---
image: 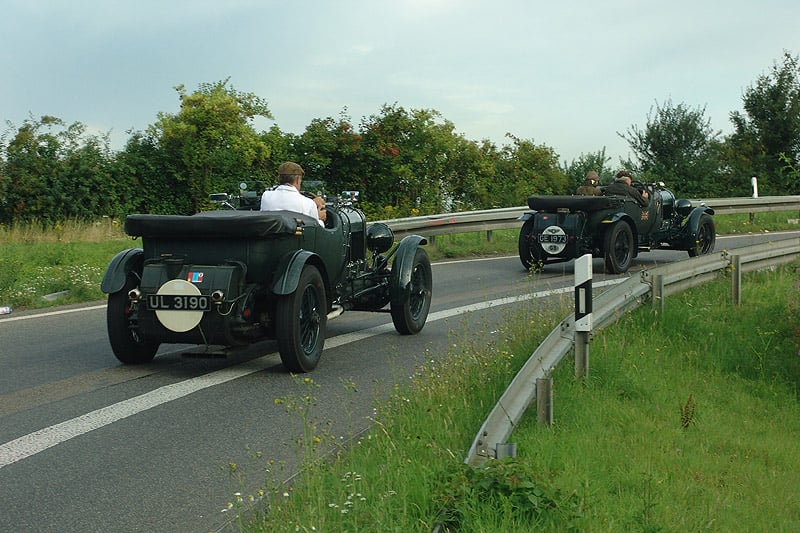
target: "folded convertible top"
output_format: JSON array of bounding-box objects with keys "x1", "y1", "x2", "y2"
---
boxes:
[{"x1": 125, "y1": 210, "x2": 317, "y2": 238}]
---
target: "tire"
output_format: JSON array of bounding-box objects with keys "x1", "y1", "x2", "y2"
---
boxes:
[
  {"x1": 390, "y1": 248, "x2": 432, "y2": 335},
  {"x1": 688, "y1": 214, "x2": 716, "y2": 257},
  {"x1": 604, "y1": 221, "x2": 634, "y2": 274},
  {"x1": 275, "y1": 265, "x2": 326, "y2": 373},
  {"x1": 107, "y1": 274, "x2": 159, "y2": 364},
  {"x1": 518, "y1": 218, "x2": 539, "y2": 269}
]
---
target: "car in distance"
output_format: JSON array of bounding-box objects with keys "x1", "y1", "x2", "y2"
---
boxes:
[{"x1": 518, "y1": 182, "x2": 716, "y2": 273}]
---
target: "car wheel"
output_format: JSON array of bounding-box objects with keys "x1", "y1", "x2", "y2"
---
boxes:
[
  {"x1": 107, "y1": 273, "x2": 159, "y2": 364},
  {"x1": 518, "y1": 218, "x2": 540, "y2": 269},
  {"x1": 604, "y1": 221, "x2": 634, "y2": 274},
  {"x1": 688, "y1": 214, "x2": 716, "y2": 257},
  {"x1": 390, "y1": 248, "x2": 432, "y2": 335},
  {"x1": 276, "y1": 265, "x2": 326, "y2": 373}
]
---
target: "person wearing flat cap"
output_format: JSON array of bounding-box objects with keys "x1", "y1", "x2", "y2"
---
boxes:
[
  {"x1": 575, "y1": 170, "x2": 602, "y2": 196},
  {"x1": 603, "y1": 170, "x2": 649, "y2": 208},
  {"x1": 260, "y1": 161, "x2": 326, "y2": 226}
]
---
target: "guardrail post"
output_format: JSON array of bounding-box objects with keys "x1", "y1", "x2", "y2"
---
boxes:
[
  {"x1": 486, "y1": 230, "x2": 493, "y2": 243},
  {"x1": 732, "y1": 254, "x2": 742, "y2": 305},
  {"x1": 536, "y1": 377, "x2": 553, "y2": 426},
  {"x1": 652, "y1": 274, "x2": 664, "y2": 314},
  {"x1": 574, "y1": 254, "x2": 592, "y2": 379}
]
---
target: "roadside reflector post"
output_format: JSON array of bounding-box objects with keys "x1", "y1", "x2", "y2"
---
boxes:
[
  {"x1": 732, "y1": 254, "x2": 742, "y2": 305},
  {"x1": 495, "y1": 442, "x2": 517, "y2": 458},
  {"x1": 536, "y1": 377, "x2": 553, "y2": 426},
  {"x1": 652, "y1": 274, "x2": 665, "y2": 314},
  {"x1": 574, "y1": 254, "x2": 592, "y2": 380}
]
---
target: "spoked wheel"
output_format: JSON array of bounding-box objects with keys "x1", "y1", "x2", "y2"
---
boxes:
[
  {"x1": 603, "y1": 221, "x2": 634, "y2": 274},
  {"x1": 688, "y1": 214, "x2": 716, "y2": 257},
  {"x1": 390, "y1": 248, "x2": 432, "y2": 335},
  {"x1": 518, "y1": 218, "x2": 540, "y2": 270},
  {"x1": 107, "y1": 273, "x2": 159, "y2": 364},
  {"x1": 276, "y1": 265, "x2": 327, "y2": 373}
]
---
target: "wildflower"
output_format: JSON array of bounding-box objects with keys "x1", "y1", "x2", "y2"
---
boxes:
[{"x1": 283, "y1": 492, "x2": 290, "y2": 498}]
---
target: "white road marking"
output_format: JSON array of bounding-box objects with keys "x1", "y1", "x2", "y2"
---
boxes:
[{"x1": 0, "y1": 279, "x2": 623, "y2": 468}]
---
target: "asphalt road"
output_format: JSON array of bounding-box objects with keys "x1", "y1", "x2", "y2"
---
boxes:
[{"x1": 0, "y1": 232, "x2": 792, "y2": 532}]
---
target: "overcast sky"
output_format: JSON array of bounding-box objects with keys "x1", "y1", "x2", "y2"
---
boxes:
[{"x1": 1, "y1": 0, "x2": 797, "y2": 166}]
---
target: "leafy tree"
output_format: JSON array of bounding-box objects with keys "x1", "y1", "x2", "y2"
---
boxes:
[
  {"x1": 149, "y1": 79, "x2": 274, "y2": 213},
  {"x1": 727, "y1": 51, "x2": 800, "y2": 193},
  {"x1": 113, "y1": 130, "x2": 191, "y2": 215},
  {"x1": 619, "y1": 99, "x2": 722, "y2": 196},
  {"x1": 561, "y1": 149, "x2": 613, "y2": 190},
  {"x1": 0, "y1": 116, "x2": 120, "y2": 224},
  {"x1": 493, "y1": 135, "x2": 568, "y2": 207},
  {"x1": 291, "y1": 109, "x2": 365, "y2": 196},
  {"x1": 441, "y1": 137, "x2": 498, "y2": 211},
  {"x1": 356, "y1": 104, "x2": 459, "y2": 215}
]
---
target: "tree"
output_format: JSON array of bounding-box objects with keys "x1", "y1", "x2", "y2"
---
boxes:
[
  {"x1": 561, "y1": 149, "x2": 613, "y2": 190},
  {"x1": 619, "y1": 99, "x2": 722, "y2": 196},
  {"x1": 727, "y1": 51, "x2": 800, "y2": 194},
  {"x1": 150, "y1": 80, "x2": 274, "y2": 213},
  {"x1": 493, "y1": 135, "x2": 568, "y2": 207},
  {"x1": 0, "y1": 116, "x2": 120, "y2": 224}
]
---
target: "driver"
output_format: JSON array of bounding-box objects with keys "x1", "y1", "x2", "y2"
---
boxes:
[
  {"x1": 603, "y1": 170, "x2": 649, "y2": 208},
  {"x1": 260, "y1": 161, "x2": 326, "y2": 226}
]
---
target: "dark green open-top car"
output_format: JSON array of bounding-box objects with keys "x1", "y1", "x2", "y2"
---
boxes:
[
  {"x1": 518, "y1": 182, "x2": 716, "y2": 274},
  {"x1": 101, "y1": 195, "x2": 432, "y2": 372}
]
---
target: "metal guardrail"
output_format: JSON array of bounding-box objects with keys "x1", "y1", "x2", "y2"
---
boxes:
[
  {"x1": 464, "y1": 237, "x2": 800, "y2": 466},
  {"x1": 383, "y1": 196, "x2": 800, "y2": 237}
]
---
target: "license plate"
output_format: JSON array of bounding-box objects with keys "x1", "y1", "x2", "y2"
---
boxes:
[
  {"x1": 539, "y1": 233, "x2": 567, "y2": 244},
  {"x1": 146, "y1": 294, "x2": 211, "y2": 311}
]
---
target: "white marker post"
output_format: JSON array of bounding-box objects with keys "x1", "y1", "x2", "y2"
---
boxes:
[
  {"x1": 750, "y1": 176, "x2": 758, "y2": 224},
  {"x1": 574, "y1": 254, "x2": 592, "y2": 379}
]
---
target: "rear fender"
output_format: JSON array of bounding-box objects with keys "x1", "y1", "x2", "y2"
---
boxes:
[
  {"x1": 517, "y1": 211, "x2": 536, "y2": 222},
  {"x1": 389, "y1": 235, "x2": 427, "y2": 302},
  {"x1": 601, "y1": 213, "x2": 639, "y2": 255},
  {"x1": 272, "y1": 250, "x2": 323, "y2": 295},
  {"x1": 101, "y1": 248, "x2": 143, "y2": 294}
]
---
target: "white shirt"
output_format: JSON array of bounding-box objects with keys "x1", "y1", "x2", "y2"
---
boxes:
[{"x1": 260, "y1": 184, "x2": 323, "y2": 226}]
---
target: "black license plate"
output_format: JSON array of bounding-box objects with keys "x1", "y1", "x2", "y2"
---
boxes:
[{"x1": 146, "y1": 294, "x2": 211, "y2": 311}]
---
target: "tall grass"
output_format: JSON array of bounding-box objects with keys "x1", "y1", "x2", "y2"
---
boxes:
[
  {"x1": 0, "y1": 219, "x2": 131, "y2": 309},
  {"x1": 238, "y1": 264, "x2": 800, "y2": 532}
]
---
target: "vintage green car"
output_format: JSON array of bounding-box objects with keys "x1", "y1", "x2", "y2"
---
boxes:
[
  {"x1": 101, "y1": 195, "x2": 432, "y2": 372},
  {"x1": 518, "y1": 182, "x2": 716, "y2": 273}
]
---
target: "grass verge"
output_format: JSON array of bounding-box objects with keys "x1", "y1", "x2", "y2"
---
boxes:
[
  {"x1": 1, "y1": 210, "x2": 798, "y2": 310},
  {"x1": 226, "y1": 264, "x2": 800, "y2": 532}
]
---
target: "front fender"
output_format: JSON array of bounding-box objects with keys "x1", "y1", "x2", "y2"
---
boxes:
[
  {"x1": 101, "y1": 248, "x2": 143, "y2": 294},
  {"x1": 389, "y1": 234, "x2": 427, "y2": 302},
  {"x1": 684, "y1": 206, "x2": 715, "y2": 239},
  {"x1": 271, "y1": 250, "x2": 318, "y2": 295},
  {"x1": 687, "y1": 206, "x2": 715, "y2": 227}
]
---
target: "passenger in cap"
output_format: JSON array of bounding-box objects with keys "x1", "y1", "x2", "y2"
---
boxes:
[
  {"x1": 260, "y1": 162, "x2": 326, "y2": 226},
  {"x1": 576, "y1": 170, "x2": 602, "y2": 196},
  {"x1": 603, "y1": 170, "x2": 649, "y2": 207}
]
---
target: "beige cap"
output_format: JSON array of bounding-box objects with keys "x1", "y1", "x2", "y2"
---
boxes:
[{"x1": 278, "y1": 162, "x2": 304, "y2": 176}]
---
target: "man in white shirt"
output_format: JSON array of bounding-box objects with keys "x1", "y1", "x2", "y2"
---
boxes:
[{"x1": 260, "y1": 162, "x2": 326, "y2": 226}]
